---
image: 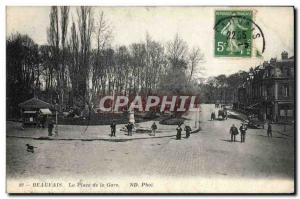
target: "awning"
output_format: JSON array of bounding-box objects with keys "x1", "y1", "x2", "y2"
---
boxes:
[
  {"x1": 40, "y1": 108, "x2": 52, "y2": 115},
  {"x1": 23, "y1": 111, "x2": 37, "y2": 114}
]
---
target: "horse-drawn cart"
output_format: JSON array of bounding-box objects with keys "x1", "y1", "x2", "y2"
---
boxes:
[
  {"x1": 217, "y1": 109, "x2": 228, "y2": 120},
  {"x1": 246, "y1": 119, "x2": 265, "y2": 129}
]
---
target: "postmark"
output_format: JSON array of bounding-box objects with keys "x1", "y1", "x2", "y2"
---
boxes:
[{"x1": 214, "y1": 10, "x2": 265, "y2": 57}]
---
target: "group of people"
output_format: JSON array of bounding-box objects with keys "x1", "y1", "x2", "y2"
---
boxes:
[
  {"x1": 229, "y1": 124, "x2": 247, "y2": 142},
  {"x1": 110, "y1": 121, "x2": 133, "y2": 136},
  {"x1": 109, "y1": 121, "x2": 192, "y2": 139},
  {"x1": 126, "y1": 122, "x2": 134, "y2": 136},
  {"x1": 210, "y1": 109, "x2": 228, "y2": 120},
  {"x1": 176, "y1": 123, "x2": 192, "y2": 140},
  {"x1": 229, "y1": 122, "x2": 273, "y2": 143},
  {"x1": 110, "y1": 121, "x2": 156, "y2": 137}
]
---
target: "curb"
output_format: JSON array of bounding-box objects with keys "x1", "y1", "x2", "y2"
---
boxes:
[{"x1": 7, "y1": 129, "x2": 201, "y2": 142}]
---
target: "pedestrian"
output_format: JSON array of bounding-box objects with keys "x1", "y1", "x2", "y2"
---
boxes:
[
  {"x1": 229, "y1": 124, "x2": 238, "y2": 142},
  {"x1": 239, "y1": 123, "x2": 247, "y2": 143},
  {"x1": 151, "y1": 122, "x2": 157, "y2": 136},
  {"x1": 41, "y1": 116, "x2": 46, "y2": 128},
  {"x1": 184, "y1": 125, "x2": 192, "y2": 138},
  {"x1": 110, "y1": 121, "x2": 116, "y2": 137},
  {"x1": 267, "y1": 122, "x2": 272, "y2": 138},
  {"x1": 211, "y1": 112, "x2": 215, "y2": 121},
  {"x1": 224, "y1": 110, "x2": 228, "y2": 120},
  {"x1": 21, "y1": 122, "x2": 25, "y2": 130},
  {"x1": 126, "y1": 122, "x2": 133, "y2": 136},
  {"x1": 176, "y1": 124, "x2": 182, "y2": 140},
  {"x1": 36, "y1": 112, "x2": 41, "y2": 128},
  {"x1": 48, "y1": 120, "x2": 54, "y2": 136}
]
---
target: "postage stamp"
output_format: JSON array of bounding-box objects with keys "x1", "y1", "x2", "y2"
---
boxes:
[{"x1": 214, "y1": 10, "x2": 253, "y2": 57}]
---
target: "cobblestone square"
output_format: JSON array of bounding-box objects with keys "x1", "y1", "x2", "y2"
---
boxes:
[{"x1": 7, "y1": 104, "x2": 294, "y2": 185}]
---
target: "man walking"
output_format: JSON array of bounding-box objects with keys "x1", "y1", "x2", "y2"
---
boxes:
[
  {"x1": 184, "y1": 125, "x2": 192, "y2": 138},
  {"x1": 267, "y1": 122, "x2": 272, "y2": 138},
  {"x1": 224, "y1": 109, "x2": 228, "y2": 120},
  {"x1": 151, "y1": 122, "x2": 157, "y2": 136},
  {"x1": 127, "y1": 122, "x2": 133, "y2": 136},
  {"x1": 48, "y1": 120, "x2": 54, "y2": 136},
  {"x1": 230, "y1": 124, "x2": 238, "y2": 142},
  {"x1": 110, "y1": 121, "x2": 116, "y2": 137},
  {"x1": 176, "y1": 124, "x2": 182, "y2": 140},
  {"x1": 239, "y1": 123, "x2": 247, "y2": 143}
]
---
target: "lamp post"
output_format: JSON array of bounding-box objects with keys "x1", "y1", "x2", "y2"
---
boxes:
[
  {"x1": 284, "y1": 109, "x2": 287, "y2": 132},
  {"x1": 194, "y1": 106, "x2": 197, "y2": 128},
  {"x1": 55, "y1": 103, "x2": 58, "y2": 136},
  {"x1": 198, "y1": 105, "x2": 201, "y2": 130}
]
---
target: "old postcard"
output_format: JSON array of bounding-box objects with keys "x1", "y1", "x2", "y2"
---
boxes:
[{"x1": 6, "y1": 6, "x2": 295, "y2": 193}]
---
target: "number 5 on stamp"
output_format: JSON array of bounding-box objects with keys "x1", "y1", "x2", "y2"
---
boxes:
[{"x1": 214, "y1": 10, "x2": 253, "y2": 57}]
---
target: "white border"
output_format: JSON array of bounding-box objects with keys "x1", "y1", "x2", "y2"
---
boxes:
[{"x1": 1, "y1": 0, "x2": 298, "y2": 199}]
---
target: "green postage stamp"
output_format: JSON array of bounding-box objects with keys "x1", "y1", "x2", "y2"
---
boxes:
[{"x1": 214, "y1": 10, "x2": 253, "y2": 57}]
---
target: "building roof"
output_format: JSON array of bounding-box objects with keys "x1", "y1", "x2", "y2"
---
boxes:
[
  {"x1": 23, "y1": 110, "x2": 37, "y2": 114},
  {"x1": 18, "y1": 97, "x2": 53, "y2": 109}
]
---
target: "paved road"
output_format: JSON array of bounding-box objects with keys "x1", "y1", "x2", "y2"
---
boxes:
[{"x1": 7, "y1": 104, "x2": 294, "y2": 182}]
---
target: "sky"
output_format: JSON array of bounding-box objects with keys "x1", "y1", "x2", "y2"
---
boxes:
[{"x1": 6, "y1": 6, "x2": 294, "y2": 78}]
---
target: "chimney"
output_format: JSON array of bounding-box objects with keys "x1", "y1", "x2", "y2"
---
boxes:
[
  {"x1": 263, "y1": 61, "x2": 269, "y2": 67},
  {"x1": 281, "y1": 51, "x2": 288, "y2": 60}
]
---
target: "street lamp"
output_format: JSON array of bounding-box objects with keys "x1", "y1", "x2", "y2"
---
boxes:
[
  {"x1": 55, "y1": 103, "x2": 58, "y2": 136},
  {"x1": 284, "y1": 109, "x2": 287, "y2": 132}
]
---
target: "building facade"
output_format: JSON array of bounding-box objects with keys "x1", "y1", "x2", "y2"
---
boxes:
[{"x1": 234, "y1": 51, "x2": 294, "y2": 123}]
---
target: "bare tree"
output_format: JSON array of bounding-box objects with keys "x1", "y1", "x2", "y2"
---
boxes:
[
  {"x1": 115, "y1": 46, "x2": 130, "y2": 95},
  {"x1": 47, "y1": 6, "x2": 70, "y2": 109},
  {"x1": 77, "y1": 6, "x2": 94, "y2": 105},
  {"x1": 47, "y1": 6, "x2": 60, "y2": 103},
  {"x1": 188, "y1": 47, "x2": 204, "y2": 83},
  {"x1": 91, "y1": 11, "x2": 113, "y2": 102},
  {"x1": 160, "y1": 34, "x2": 189, "y2": 94},
  {"x1": 145, "y1": 34, "x2": 166, "y2": 94},
  {"x1": 130, "y1": 42, "x2": 146, "y2": 94},
  {"x1": 95, "y1": 11, "x2": 112, "y2": 52},
  {"x1": 59, "y1": 6, "x2": 70, "y2": 107},
  {"x1": 39, "y1": 45, "x2": 55, "y2": 91},
  {"x1": 48, "y1": 6, "x2": 60, "y2": 53},
  {"x1": 6, "y1": 33, "x2": 40, "y2": 117},
  {"x1": 67, "y1": 21, "x2": 80, "y2": 106},
  {"x1": 167, "y1": 33, "x2": 188, "y2": 70}
]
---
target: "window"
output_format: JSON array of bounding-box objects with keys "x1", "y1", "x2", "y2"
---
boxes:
[
  {"x1": 266, "y1": 85, "x2": 272, "y2": 96},
  {"x1": 266, "y1": 69, "x2": 271, "y2": 77},
  {"x1": 286, "y1": 68, "x2": 290, "y2": 77},
  {"x1": 283, "y1": 85, "x2": 289, "y2": 97}
]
